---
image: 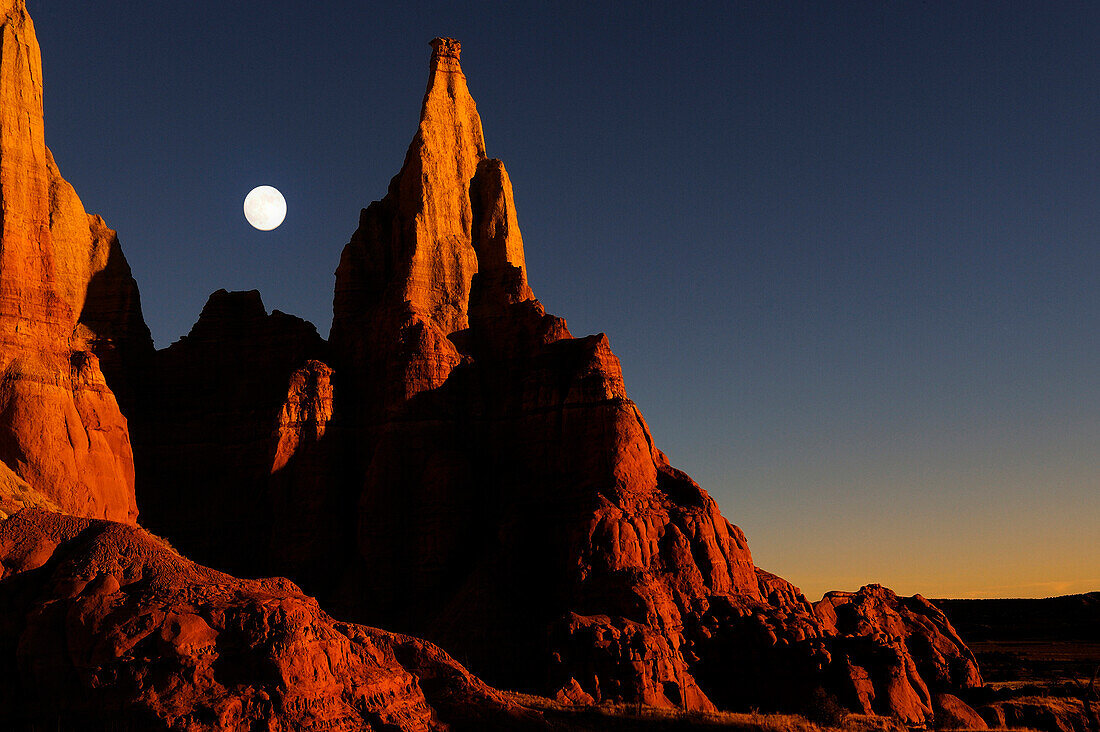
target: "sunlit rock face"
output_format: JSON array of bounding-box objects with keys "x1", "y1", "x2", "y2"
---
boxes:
[
  {"x1": 0, "y1": 509, "x2": 532, "y2": 731},
  {"x1": 330, "y1": 37, "x2": 531, "y2": 427},
  {"x1": 814, "y1": 585, "x2": 983, "y2": 724},
  {"x1": 0, "y1": 0, "x2": 149, "y2": 523}
]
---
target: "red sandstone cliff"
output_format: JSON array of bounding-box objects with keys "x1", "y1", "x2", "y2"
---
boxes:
[{"x1": 0, "y1": 0, "x2": 149, "y2": 523}]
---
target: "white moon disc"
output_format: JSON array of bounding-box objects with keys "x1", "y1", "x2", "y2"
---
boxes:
[{"x1": 243, "y1": 186, "x2": 287, "y2": 231}]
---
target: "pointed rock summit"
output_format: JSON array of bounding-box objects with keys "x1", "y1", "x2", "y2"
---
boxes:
[
  {"x1": 0, "y1": 1, "x2": 149, "y2": 522},
  {"x1": 331, "y1": 37, "x2": 529, "y2": 417},
  {"x1": 333, "y1": 36, "x2": 486, "y2": 336}
]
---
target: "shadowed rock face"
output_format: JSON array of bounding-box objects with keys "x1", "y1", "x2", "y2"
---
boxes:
[
  {"x1": 0, "y1": 1, "x2": 150, "y2": 523},
  {"x1": 132, "y1": 289, "x2": 335, "y2": 580}
]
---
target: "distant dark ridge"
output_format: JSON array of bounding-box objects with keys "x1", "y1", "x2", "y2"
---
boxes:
[{"x1": 934, "y1": 592, "x2": 1100, "y2": 643}]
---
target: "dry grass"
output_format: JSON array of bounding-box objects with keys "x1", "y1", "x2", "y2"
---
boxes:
[
  {"x1": 503, "y1": 692, "x2": 824, "y2": 732},
  {"x1": 499, "y1": 692, "x2": 1045, "y2": 732}
]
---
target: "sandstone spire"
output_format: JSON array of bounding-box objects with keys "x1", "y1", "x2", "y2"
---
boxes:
[
  {"x1": 0, "y1": 1, "x2": 148, "y2": 522},
  {"x1": 332, "y1": 37, "x2": 530, "y2": 413},
  {"x1": 334, "y1": 37, "x2": 484, "y2": 337},
  {"x1": 322, "y1": 38, "x2": 982, "y2": 720}
]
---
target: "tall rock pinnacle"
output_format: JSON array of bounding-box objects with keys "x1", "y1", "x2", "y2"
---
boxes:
[
  {"x1": 332, "y1": 37, "x2": 529, "y2": 415},
  {"x1": 0, "y1": 0, "x2": 149, "y2": 522},
  {"x1": 334, "y1": 37, "x2": 484, "y2": 338}
]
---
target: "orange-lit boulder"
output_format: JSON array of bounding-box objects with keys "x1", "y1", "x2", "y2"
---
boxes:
[
  {"x1": 814, "y1": 585, "x2": 983, "y2": 725},
  {"x1": 0, "y1": 509, "x2": 532, "y2": 731}
]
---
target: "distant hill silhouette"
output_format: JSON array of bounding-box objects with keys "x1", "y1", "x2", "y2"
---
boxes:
[{"x1": 935, "y1": 593, "x2": 1100, "y2": 643}]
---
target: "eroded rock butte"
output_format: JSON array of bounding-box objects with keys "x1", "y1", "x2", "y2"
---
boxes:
[{"x1": 0, "y1": 1, "x2": 148, "y2": 523}]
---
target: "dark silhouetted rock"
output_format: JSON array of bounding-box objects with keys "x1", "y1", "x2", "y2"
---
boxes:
[{"x1": 133, "y1": 289, "x2": 335, "y2": 578}]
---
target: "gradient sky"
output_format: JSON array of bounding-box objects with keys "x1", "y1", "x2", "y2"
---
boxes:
[{"x1": 32, "y1": 1, "x2": 1098, "y2": 600}]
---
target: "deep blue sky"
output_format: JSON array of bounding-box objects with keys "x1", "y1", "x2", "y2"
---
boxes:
[{"x1": 33, "y1": 2, "x2": 1098, "y2": 599}]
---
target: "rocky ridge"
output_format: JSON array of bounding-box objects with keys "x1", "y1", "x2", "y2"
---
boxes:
[{"x1": 0, "y1": 508, "x2": 535, "y2": 731}]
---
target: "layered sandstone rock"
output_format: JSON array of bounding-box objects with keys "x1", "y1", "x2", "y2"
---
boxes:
[
  {"x1": 979, "y1": 698, "x2": 1093, "y2": 732},
  {"x1": 934, "y1": 693, "x2": 989, "y2": 729},
  {"x1": 0, "y1": 508, "x2": 537, "y2": 731},
  {"x1": 0, "y1": 1, "x2": 149, "y2": 523},
  {"x1": 814, "y1": 585, "x2": 983, "y2": 724},
  {"x1": 330, "y1": 38, "x2": 530, "y2": 427}
]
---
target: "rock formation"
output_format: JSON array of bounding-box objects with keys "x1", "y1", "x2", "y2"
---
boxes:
[
  {"x1": 0, "y1": 508, "x2": 536, "y2": 731},
  {"x1": 132, "y1": 289, "x2": 335, "y2": 580},
  {"x1": 310, "y1": 37, "x2": 985, "y2": 725},
  {"x1": 329, "y1": 36, "x2": 521, "y2": 426},
  {"x1": 0, "y1": 6, "x2": 990, "y2": 727},
  {"x1": 0, "y1": 0, "x2": 149, "y2": 523},
  {"x1": 814, "y1": 586, "x2": 983, "y2": 722},
  {"x1": 127, "y1": 36, "x2": 985, "y2": 727}
]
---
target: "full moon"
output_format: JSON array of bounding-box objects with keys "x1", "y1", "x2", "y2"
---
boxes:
[{"x1": 243, "y1": 186, "x2": 287, "y2": 231}]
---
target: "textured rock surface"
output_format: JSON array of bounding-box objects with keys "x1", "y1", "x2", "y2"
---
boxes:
[
  {"x1": 330, "y1": 37, "x2": 530, "y2": 428},
  {"x1": 933, "y1": 693, "x2": 988, "y2": 729},
  {"x1": 320, "y1": 39, "x2": 983, "y2": 724},
  {"x1": 813, "y1": 586, "x2": 982, "y2": 724},
  {"x1": 0, "y1": 1, "x2": 149, "y2": 523},
  {"x1": 0, "y1": 508, "x2": 536, "y2": 731},
  {"x1": 978, "y1": 697, "x2": 1093, "y2": 732}
]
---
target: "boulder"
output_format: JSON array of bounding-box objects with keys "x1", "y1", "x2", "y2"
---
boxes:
[{"x1": 0, "y1": 508, "x2": 534, "y2": 731}]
